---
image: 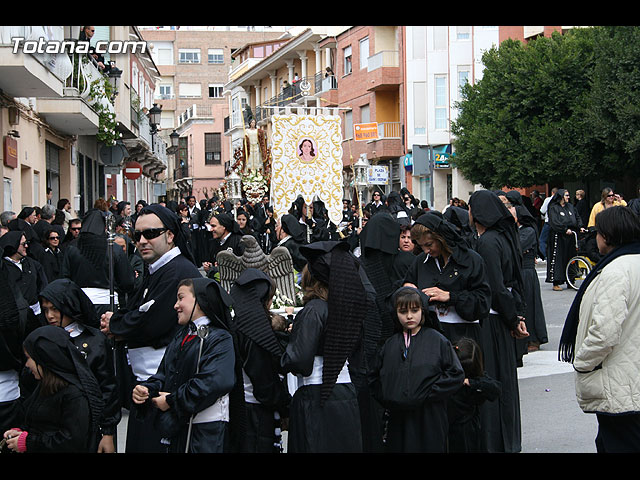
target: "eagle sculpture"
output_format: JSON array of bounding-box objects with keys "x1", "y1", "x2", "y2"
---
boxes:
[{"x1": 217, "y1": 234, "x2": 297, "y2": 304}]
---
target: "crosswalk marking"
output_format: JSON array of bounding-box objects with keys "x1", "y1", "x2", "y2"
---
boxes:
[{"x1": 518, "y1": 350, "x2": 574, "y2": 379}]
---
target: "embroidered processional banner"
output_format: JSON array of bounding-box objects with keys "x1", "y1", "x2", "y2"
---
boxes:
[{"x1": 270, "y1": 114, "x2": 344, "y2": 225}]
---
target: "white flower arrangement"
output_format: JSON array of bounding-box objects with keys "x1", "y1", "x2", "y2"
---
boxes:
[
  {"x1": 241, "y1": 169, "x2": 268, "y2": 201},
  {"x1": 270, "y1": 284, "x2": 304, "y2": 310}
]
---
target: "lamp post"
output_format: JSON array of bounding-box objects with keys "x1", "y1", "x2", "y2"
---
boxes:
[
  {"x1": 107, "y1": 66, "x2": 122, "y2": 100},
  {"x1": 353, "y1": 153, "x2": 370, "y2": 228},
  {"x1": 167, "y1": 130, "x2": 179, "y2": 155},
  {"x1": 149, "y1": 104, "x2": 162, "y2": 132},
  {"x1": 226, "y1": 169, "x2": 243, "y2": 220}
]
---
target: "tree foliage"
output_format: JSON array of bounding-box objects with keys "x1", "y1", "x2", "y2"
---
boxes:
[{"x1": 451, "y1": 26, "x2": 640, "y2": 189}]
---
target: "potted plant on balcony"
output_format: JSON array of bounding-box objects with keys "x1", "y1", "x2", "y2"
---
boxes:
[{"x1": 88, "y1": 77, "x2": 121, "y2": 146}]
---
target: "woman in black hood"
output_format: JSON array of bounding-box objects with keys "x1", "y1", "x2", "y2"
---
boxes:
[
  {"x1": 545, "y1": 188, "x2": 583, "y2": 291},
  {"x1": 403, "y1": 211, "x2": 491, "y2": 345},
  {"x1": 468, "y1": 189, "x2": 528, "y2": 453},
  {"x1": 3, "y1": 325, "x2": 104, "y2": 453},
  {"x1": 60, "y1": 209, "x2": 135, "y2": 315},
  {"x1": 37, "y1": 279, "x2": 121, "y2": 452},
  {"x1": 131, "y1": 277, "x2": 246, "y2": 453},
  {"x1": 230, "y1": 268, "x2": 291, "y2": 453},
  {"x1": 281, "y1": 241, "x2": 365, "y2": 453}
]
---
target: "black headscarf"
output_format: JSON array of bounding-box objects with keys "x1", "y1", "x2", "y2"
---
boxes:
[
  {"x1": 17, "y1": 207, "x2": 35, "y2": 221},
  {"x1": 414, "y1": 210, "x2": 468, "y2": 252},
  {"x1": 190, "y1": 276, "x2": 246, "y2": 452},
  {"x1": 469, "y1": 189, "x2": 524, "y2": 297},
  {"x1": 299, "y1": 241, "x2": 366, "y2": 404},
  {"x1": 23, "y1": 325, "x2": 104, "y2": 437},
  {"x1": 280, "y1": 214, "x2": 306, "y2": 244},
  {"x1": 390, "y1": 285, "x2": 442, "y2": 333},
  {"x1": 39, "y1": 279, "x2": 100, "y2": 329},
  {"x1": 230, "y1": 268, "x2": 282, "y2": 357},
  {"x1": 0, "y1": 230, "x2": 25, "y2": 257},
  {"x1": 214, "y1": 212, "x2": 241, "y2": 235},
  {"x1": 506, "y1": 190, "x2": 538, "y2": 233},
  {"x1": 360, "y1": 211, "x2": 400, "y2": 256},
  {"x1": 77, "y1": 209, "x2": 107, "y2": 271},
  {"x1": 139, "y1": 204, "x2": 196, "y2": 265}
]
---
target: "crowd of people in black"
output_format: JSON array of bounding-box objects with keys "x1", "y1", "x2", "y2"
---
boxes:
[{"x1": 1, "y1": 182, "x2": 639, "y2": 454}]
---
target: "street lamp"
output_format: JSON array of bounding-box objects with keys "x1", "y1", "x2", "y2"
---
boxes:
[
  {"x1": 107, "y1": 65, "x2": 122, "y2": 100},
  {"x1": 353, "y1": 153, "x2": 370, "y2": 228},
  {"x1": 167, "y1": 129, "x2": 179, "y2": 155},
  {"x1": 149, "y1": 103, "x2": 162, "y2": 135},
  {"x1": 226, "y1": 169, "x2": 243, "y2": 219}
]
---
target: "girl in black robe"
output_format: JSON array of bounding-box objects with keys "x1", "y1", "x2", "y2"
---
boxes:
[
  {"x1": 447, "y1": 337, "x2": 501, "y2": 453},
  {"x1": 131, "y1": 277, "x2": 240, "y2": 453},
  {"x1": 37, "y1": 279, "x2": 121, "y2": 453},
  {"x1": 546, "y1": 188, "x2": 583, "y2": 290},
  {"x1": 468, "y1": 190, "x2": 529, "y2": 453},
  {"x1": 368, "y1": 286, "x2": 464, "y2": 453},
  {"x1": 3, "y1": 325, "x2": 103, "y2": 453},
  {"x1": 230, "y1": 268, "x2": 291, "y2": 453},
  {"x1": 281, "y1": 241, "x2": 364, "y2": 453},
  {"x1": 403, "y1": 211, "x2": 491, "y2": 346}
]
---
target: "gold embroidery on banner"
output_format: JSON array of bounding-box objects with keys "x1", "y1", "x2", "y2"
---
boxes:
[{"x1": 271, "y1": 114, "x2": 344, "y2": 225}]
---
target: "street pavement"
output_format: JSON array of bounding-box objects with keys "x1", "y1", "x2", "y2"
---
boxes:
[
  {"x1": 117, "y1": 261, "x2": 598, "y2": 453},
  {"x1": 518, "y1": 261, "x2": 597, "y2": 453}
]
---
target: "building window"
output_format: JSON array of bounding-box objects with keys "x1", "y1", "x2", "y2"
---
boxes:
[
  {"x1": 179, "y1": 83, "x2": 201, "y2": 98},
  {"x1": 456, "y1": 26, "x2": 471, "y2": 40},
  {"x1": 179, "y1": 49, "x2": 201, "y2": 64},
  {"x1": 156, "y1": 47, "x2": 173, "y2": 65},
  {"x1": 178, "y1": 137, "x2": 189, "y2": 174},
  {"x1": 359, "y1": 37, "x2": 369, "y2": 70},
  {"x1": 412, "y1": 26, "x2": 426, "y2": 59},
  {"x1": 158, "y1": 84, "x2": 173, "y2": 99},
  {"x1": 360, "y1": 104, "x2": 370, "y2": 124},
  {"x1": 208, "y1": 48, "x2": 224, "y2": 64},
  {"x1": 344, "y1": 110, "x2": 353, "y2": 139},
  {"x1": 435, "y1": 75, "x2": 448, "y2": 130},
  {"x1": 457, "y1": 68, "x2": 470, "y2": 96},
  {"x1": 204, "y1": 133, "x2": 221, "y2": 165},
  {"x1": 343, "y1": 46, "x2": 352, "y2": 75},
  {"x1": 413, "y1": 81, "x2": 426, "y2": 135},
  {"x1": 433, "y1": 26, "x2": 448, "y2": 51},
  {"x1": 208, "y1": 84, "x2": 223, "y2": 98}
]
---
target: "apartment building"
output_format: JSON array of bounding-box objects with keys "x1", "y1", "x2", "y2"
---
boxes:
[
  {"x1": 0, "y1": 26, "x2": 167, "y2": 217},
  {"x1": 404, "y1": 26, "x2": 500, "y2": 210},
  {"x1": 140, "y1": 26, "x2": 286, "y2": 202},
  {"x1": 224, "y1": 26, "x2": 405, "y2": 206}
]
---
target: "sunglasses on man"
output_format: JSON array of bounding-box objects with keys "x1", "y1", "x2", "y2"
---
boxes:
[{"x1": 133, "y1": 228, "x2": 167, "y2": 243}]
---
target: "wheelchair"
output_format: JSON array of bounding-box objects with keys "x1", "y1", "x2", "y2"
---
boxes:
[{"x1": 565, "y1": 230, "x2": 597, "y2": 291}]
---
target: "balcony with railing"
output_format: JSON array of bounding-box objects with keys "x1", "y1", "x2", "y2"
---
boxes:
[
  {"x1": 0, "y1": 26, "x2": 66, "y2": 98},
  {"x1": 37, "y1": 51, "x2": 112, "y2": 135},
  {"x1": 178, "y1": 103, "x2": 213, "y2": 126},
  {"x1": 366, "y1": 50, "x2": 401, "y2": 92}
]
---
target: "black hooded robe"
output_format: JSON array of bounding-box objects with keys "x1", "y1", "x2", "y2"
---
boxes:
[
  {"x1": 546, "y1": 189, "x2": 582, "y2": 287},
  {"x1": 37, "y1": 279, "x2": 121, "y2": 449},
  {"x1": 469, "y1": 190, "x2": 525, "y2": 453},
  {"x1": 403, "y1": 212, "x2": 491, "y2": 345},
  {"x1": 14, "y1": 326, "x2": 104, "y2": 453},
  {"x1": 280, "y1": 298, "x2": 362, "y2": 453},
  {"x1": 230, "y1": 269, "x2": 291, "y2": 453},
  {"x1": 368, "y1": 286, "x2": 465, "y2": 453}
]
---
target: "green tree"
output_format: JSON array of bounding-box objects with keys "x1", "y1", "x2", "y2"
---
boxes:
[
  {"x1": 587, "y1": 26, "x2": 640, "y2": 176},
  {"x1": 451, "y1": 29, "x2": 600, "y2": 188}
]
